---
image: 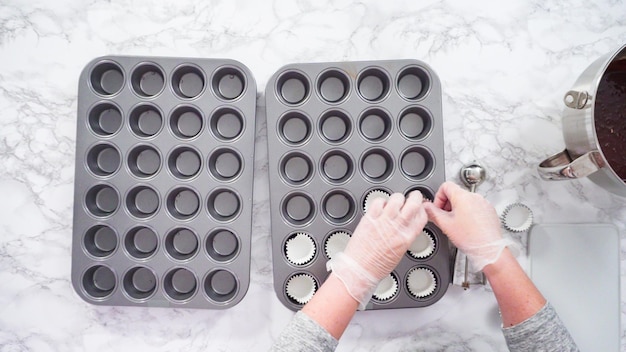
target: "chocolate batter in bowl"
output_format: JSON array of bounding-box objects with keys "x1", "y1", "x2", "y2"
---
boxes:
[
  {"x1": 539, "y1": 44, "x2": 626, "y2": 197},
  {"x1": 595, "y1": 58, "x2": 626, "y2": 181}
]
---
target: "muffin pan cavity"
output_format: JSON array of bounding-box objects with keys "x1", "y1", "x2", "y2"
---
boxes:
[
  {"x1": 408, "y1": 229, "x2": 437, "y2": 259},
  {"x1": 399, "y1": 106, "x2": 433, "y2": 141},
  {"x1": 129, "y1": 103, "x2": 163, "y2": 138},
  {"x1": 90, "y1": 60, "x2": 125, "y2": 96},
  {"x1": 320, "y1": 150, "x2": 354, "y2": 184},
  {"x1": 130, "y1": 62, "x2": 165, "y2": 98},
  {"x1": 316, "y1": 69, "x2": 350, "y2": 103},
  {"x1": 127, "y1": 144, "x2": 161, "y2": 179},
  {"x1": 83, "y1": 225, "x2": 118, "y2": 258},
  {"x1": 360, "y1": 147, "x2": 394, "y2": 182},
  {"x1": 280, "y1": 152, "x2": 314, "y2": 186},
  {"x1": 207, "y1": 188, "x2": 241, "y2": 222},
  {"x1": 396, "y1": 66, "x2": 430, "y2": 100},
  {"x1": 210, "y1": 107, "x2": 244, "y2": 141},
  {"x1": 82, "y1": 265, "x2": 116, "y2": 299},
  {"x1": 124, "y1": 226, "x2": 158, "y2": 260},
  {"x1": 358, "y1": 108, "x2": 392, "y2": 142},
  {"x1": 172, "y1": 64, "x2": 206, "y2": 99},
  {"x1": 165, "y1": 227, "x2": 200, "y2": 261},
  {"x1": 204, "y1": 269, "x2": 239, "y2": 303},
  {"x1": 400, "y1": 146, "x2": 434, "y2": 181},
  {"x1": 85, "y1": 184, "x2": 119, "y2": 218},
  {"x1": 88, "y1": 102, "x2": 123, "y2": 136},
  {"x1": 285, "y1": 273, "x2": 318, "y2": 305},
  {"x1": 357, "y1": 67, "x2": 391, "y2": 102},
  {"x1": 284, "y1": 232, "x2": 317, "y2": 266},
  {"x1": 166, "y1": 186, "x2": 200, "y2": 221},
  {"x1": 323, "y1": 230, "x2": 350, "y2": 260},
  {"x1": 163, "y1": 267, "x2": 197, "y2": 302},
  {"x1": 212, "y1": 66, "x2": 246, "y2": 101},
  {"x1": 266, "y1": 60, "x2": 449, "y2": 311},
  {"x1": 167, "y1": 146, "x2": 202, "y2": 180},
  {"x1": 321, "y1": 190, "x2": 356, "y2": 225},
  {"x1": 86, "y1": 143, "x2": 121, "y2": 177},
  {"x1": 276, "y1": 70, "x2": 310, "y2": 105},
  {"x1": 125, "y1": 185, "x2": 159, "y2": 219},
  {"x1": 123, "y1": 266, "x2": 157, "y2": 301},
  {"x1": 72, "y1": 55, "x2": 256, "y2": 309},
  {"x1": 208, "y1": 147, "x2": 243, "y2": 182},
  {"x1": 319, "y1": 109, "x2": 352, "y2": 144},
  {"x1": 170, "y1": 105, "x2": 203, "y2": 139},
  {"x1": 405, "y1": 185, "x2": 435, "y2": 203},
  {"x1": 278, "y1": 111, "x2": 312, "y2": 146},
  {"x1": 206, "y1": 229, "x2": 240, "y2": 262},
  {"x1": 373, "y1": 273, "x2": 399, "y2": 302}
]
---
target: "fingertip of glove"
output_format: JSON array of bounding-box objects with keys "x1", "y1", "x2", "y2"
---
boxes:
[
  {"x1": 422, "y1": 201, "x2": 436, "y2": 215},
  {"x1": 423, "y1": 202, "x2": 446, "y2": 225},
  {"x1": 406, "y1": 190, "x2": 424, "y2": 203}
]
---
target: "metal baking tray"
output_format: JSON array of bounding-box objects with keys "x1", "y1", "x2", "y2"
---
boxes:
[
  {"x1": 71, "y1": 55, "x2": 256, "y2": 309},
  {"x1": 265, "y1": 60, "x2": 451, "y2": 311}
]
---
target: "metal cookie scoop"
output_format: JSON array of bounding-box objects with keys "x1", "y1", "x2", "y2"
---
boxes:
[
  {"x1": 459, "y1": 162, "x2": 486, "y2": 289},
  {"x1": 461, "y1": 163, "x2": 486, "y2": 192}
]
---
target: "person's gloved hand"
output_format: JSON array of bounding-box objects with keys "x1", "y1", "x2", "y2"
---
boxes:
[
  {"x1": 423, "y1": 181, "x2": 514, "y2": 271},
  {"x1": 327, "y1": 191, "x2": 428, "y2": 310}
]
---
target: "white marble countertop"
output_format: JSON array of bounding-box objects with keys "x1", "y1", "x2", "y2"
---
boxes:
[{"x1": 1, "y1": 1, "x2": 625, "y2": 351}]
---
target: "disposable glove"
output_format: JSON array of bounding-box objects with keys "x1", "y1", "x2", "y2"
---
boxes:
[
  {"x1": 327, "y1": 191, "x2": 428, "y2": 309},
  {"x1": 424, "y1": 182, "x2": 514, "y2": 271}
]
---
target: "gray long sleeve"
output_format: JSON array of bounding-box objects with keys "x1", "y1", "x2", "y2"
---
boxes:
[
  {"x1": 271, "y1": 302, "x2": 578, "y2": 351},
  {"x1": 502, "y1": 302, "x2": 579, "y2": 351},
  {"x1": 270, "y1": 311, "x2": 338, "y2": 352}
]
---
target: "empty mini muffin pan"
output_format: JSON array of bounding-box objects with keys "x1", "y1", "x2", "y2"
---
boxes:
[
  {"x1": 265, "y1": 60, "x2": 451, "y2": 311},
  {"x1": 72, "y1": 55, "x2": 256, "y2": 309}
]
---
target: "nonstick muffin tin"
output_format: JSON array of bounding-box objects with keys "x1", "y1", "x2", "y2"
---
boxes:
[
  {"x1": 71, "y1": 56, "x2": 256, "y2": 309},
  {"x1": 265, "y1": 60, "x2": 451, "y2": 311}
]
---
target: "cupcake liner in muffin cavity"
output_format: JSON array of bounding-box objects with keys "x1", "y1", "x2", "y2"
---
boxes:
[
  {"x1": 373, "y1": 273, "x2": 399, "y2": 301},
  {"x1": 284, "y1": 233, "x2": 316, "y2": 265},
  {"x1": 408, "y1": 230, "x2": 436, "y2": 259},
  {"x1": 324, "y1": 231, "x2": 351, "y2": 260},
  {"x1": 285, "y1": 273, "x2": 317, "y2": 304},
  {"x1": 406, "y1": 267, "x2": 437, "y2": 298},
  {"x1": 363, "y1": 189, "x2": 391, "y2": 213}
]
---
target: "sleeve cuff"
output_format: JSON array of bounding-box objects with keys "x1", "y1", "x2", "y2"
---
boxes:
[
  {"x1": 502, "y1": 302, "x2": 579, "y2": 351},
  {"x1": 271, "y1": 311, "x2": 339, "y2": 352}
]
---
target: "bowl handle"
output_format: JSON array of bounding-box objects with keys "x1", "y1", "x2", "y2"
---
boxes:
[{"x1": 538, "y1": 150, "x2": 604, "y2": 180}]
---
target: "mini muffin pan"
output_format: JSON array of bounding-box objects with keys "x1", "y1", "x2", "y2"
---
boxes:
[
  {"x1": 265, "y1": 60, "x2": 451, "y2": 311},
  {"x1": 71, "y1": 56, "x2": 256, "y2": 309}
]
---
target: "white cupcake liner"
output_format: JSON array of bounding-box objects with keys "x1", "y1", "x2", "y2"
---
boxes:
[
  {"x1": 408, "y1": 230, "x2": 436, "y2": 259},
  {"x1": 372, "y1": 273, "x2": 398, "y2": 301},
  {"x1": 501, "y1": 203, "x2": 533, "y2": 233},
  {"x1": 363, "y1": 189, "x2": 391, "y2": 213},
  {"x1": 406, "y1": 267, "x2": 437, "y2": 298},
  {"x1": 285, "y1": 273, "x2": 317, "y2": 304},
  {"x1": 284, "y1": 233, "x2": 316, "y2": 265},
  {"x1": 324, "y1": 231, "x2": 351, "y2": 259}
]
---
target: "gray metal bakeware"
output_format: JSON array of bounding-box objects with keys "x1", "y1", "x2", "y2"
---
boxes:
[
  {"x1": 72, "y1": 55, "x2": 256, "y2": 309},
  {"x1": 265, "y1": 60, "x2": 450, "y2": 311}
]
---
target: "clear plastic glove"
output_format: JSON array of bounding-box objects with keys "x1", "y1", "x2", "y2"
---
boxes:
[
  {"x1": 327, "y1": 192, "x2": 428, "y2": 310},
  {"x1": 424, "y1": 181, "x2": 514, "y2": 271}
]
